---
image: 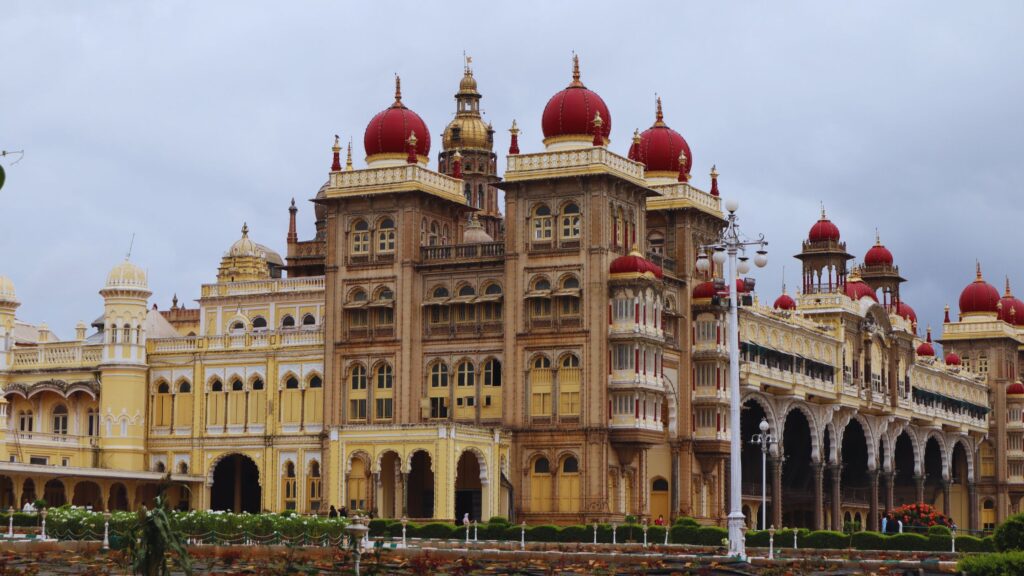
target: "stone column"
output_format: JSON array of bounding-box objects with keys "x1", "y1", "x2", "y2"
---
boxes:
[
  {"x1": 868, "y1": 469, "x2": 880, "y2": 531},
  {"x1": 968, "y1": 482, "x2": 978, "y2": 531},
  {"x1": 401, "y1": 472, "x2": 410, "y2": 517},
  {"x1": 372, "y1": 472, "x2": 381, "y2": 516},
  {"x1": 670, "y1": 444, "x2": 680, "y2": 521},
  {"x1": 883, "y1": 472, "x2": 894, "y2": 514},
  {"x1": 813, "y1": 462, "x2": 824, "y2": 531},
  {"x1": 942, "y1": 480, "x2": 951, "y2": 517},
  {"x1": 770, "y1": 455, "x2": 783, "y2": 528},
  {"x1": 830, "y1": 464, "x2": 842, "y2": 531},
  {"x1": 914, "y1": 475, "x2": 925, "y2": 504}
]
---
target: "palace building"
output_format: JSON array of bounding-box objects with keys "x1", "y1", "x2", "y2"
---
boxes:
[{"x1": 0, "y1": 56, "x2": 1018, "y2": 532}]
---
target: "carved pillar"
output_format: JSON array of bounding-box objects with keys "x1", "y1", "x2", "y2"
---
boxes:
[
  {"x1": 882, "y1": 471, "x2": 894, "y2": 513},
  {"x1": 813, "y1": 462, "x2": 824, "y2": 531},
  {"x1": 372, "y1": 472, "x2": 381, "y2": 515},
  {"x1": 830, "y1": 464, "x2": 842, "y2": 531},
  {"x1": 968, "y1": 482, "x2": 978, "y2": 531},
  {"x1": 942, "y1": 480, "x2": 951, "y2": 517},
  {"x1": 670, "y1": 443, "x2": 680, "y2": 521},
  {"x1": 914, "y1": 475, "x2": 925, "y2": 504},
  {"x1": 868, "y1": 469, "x2": 880, "y2": 531},
  {"x1": 770, "y1": 456, "x2": 783, "y2": 528},
  {"x1": 402, "y1": 472, "x2": 409, "y2": 517}
]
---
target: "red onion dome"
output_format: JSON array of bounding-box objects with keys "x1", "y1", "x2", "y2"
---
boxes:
[
  {"x1": 864, "y1": 233, "x2": 894, "y2": 266},
  {"x1": 1008, "y1": 381, "x2": 1024, "y2": 396},
  {"x1": 610, "y1": 251, "x2": 663, "y2": 279},
  {"x1": 693, "y1": 281, "x2": 715, "y2": 299},
  {"x1": 808, "y1": 206, "x2": 841, "y2": 243},
  {"x1": 541, "y1": 55, "x2": 611, "y2": 147},
  {"x1": 895, "y1": 301, "x2": 917, "y2": 324},
  {"x1": 916, "y1": 328, "x2": 935, "y2": 357},
  {"x1": 363, "y1": 76, "x2": 431, "y2": 164},
  {"x1": 997, "y1": 278, "x2": 1024, "y2": 325},
  {"x1": 630, "y1": 97, "x2": 692, "y2": 180},
  {"x1": 959, "y1": 263, "x2": 1000, "y2": 316},
  {"x1": 945, "y1": 352, "x2": 961, "y2": 366},
  {"x1": 844, "y1": 271, "x2": 877, "y2": 302},
  {"x1": 773, "y1": 292, "x2": 796, "y2": 311}
]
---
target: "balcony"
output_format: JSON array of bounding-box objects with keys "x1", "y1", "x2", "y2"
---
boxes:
[
  {"x1": 419, "y1": 242, "x2": 505, "y2": 264},
  {"x1": 13, "y1": 431, "x2": 93, "y2": 448},
  {"x1": 149, "y1": 328, "x2": 323, "y2": 354},
  {"x1": 645, "y1": 251, "x2": 677, "y2": 274},
  {"x1": 9, "y1": 342, "x2": 103, "y2": 371},
  {"x1": 646, "y1": 182, "x2": 723, "y2": 218},
  {"x1": 505, "y1": 146, "x2": 646, "y2": 186},
  {"x1": 200, "y1": 276, "x2": 324, "y2": 298}
]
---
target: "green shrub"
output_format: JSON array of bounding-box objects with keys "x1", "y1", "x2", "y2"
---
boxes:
[
  {"x1": 801, "y1": 530, "x2": 849, "y2": 549},
  {"x1": 526, "y1": 525, "x2": 560, "y2": 542},
  {"x1": 487, "y1": 516, "x2": 509, "y2": 525},
  {"x1": 477, "y1": 523, "x2": 507, "y2": 540},
  {"x1": 673, "y1": 516, "x2": 700, "y2": 527},
  {"x1": 417, "y1": 522, "x2": 456, "y2": 540},
  {"x1": 503, "y1": 525, "x2": 525, "y2": 542},
  {"x1": 669, "y1": 524, "x2": 699, "y2": 545},
  {"x1": 558, "y1": 525, "x2": 590, "y2": 543},
  {"x1": 956, "y1": 534, "x2": 995, "y2": 553},
  {"x1": 368, "y1": 519, "x2": 391, "y2": 536},
  {"x1": 694, "y1": 526, "x2": 729, "y2": 546},
  {"x1": 745, "y1": 530, "x2": 770, "y2": 547},
  {"x1": 595, "y1": 523, "x2": 614, "y2": 543},
  {"x1": 885, "y1": 532, "x2": 929, "y2": 551},
  {"x1": 385, "y1": 522, "x2": 408, "y2": 538},
  {"x1": 928, "y1": 524, "x2": 952, "y2": 536},
  {"x1": 959, "y1": 551, "x2": 1024, "y2": 576},
  {"x1": 994, "y1": 513, "x2": 1024, "y2": 551},
  {"x1": 648, "y1": 525, "x2": 666, "y2": 543},
  {"x1": 928, "y1": 534, "x2": 952, "y2": 551},
  {"x1": 616, "y1": 523, "x2": 643, "y2": 543},
  {"x1": 851, "y1": 531, "x2": 887, "y2": 551}
]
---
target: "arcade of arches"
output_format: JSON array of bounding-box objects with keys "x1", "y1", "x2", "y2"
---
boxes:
[{"x1": 739, "y1": 397, "x2": 979, "y2": 531}]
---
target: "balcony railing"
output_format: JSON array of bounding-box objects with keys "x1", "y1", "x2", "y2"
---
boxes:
[
  {"x1": 149, "y1": 328, "x2": 323, "y2": 354},
  {"x1": 200, "y1": 276, "x2": 324, "y2": 298},
  {"x1": 9, "y1": 343, "x2": 103, "y2": 370},
  {"x1": 420, "y1": 242, "x2": 505, "y2": 263}
]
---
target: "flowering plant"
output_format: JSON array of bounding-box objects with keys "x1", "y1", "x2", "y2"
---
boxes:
[{"x1": 889, "y1": 503, "x2": 952, "y2": 528}]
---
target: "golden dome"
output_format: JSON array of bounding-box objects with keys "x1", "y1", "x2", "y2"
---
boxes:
[
  {"x1": 458, "y1": 70, "x2": 479, "y2": 96},
  {"x1": 228, "y1": 223, "x2": 263, "y2": 258},
  {"x1": 443, "y1": 116, "x2": 493, "y2": 151},
  {"x1": 0, "y1": 275, "x2": 17, "y2": 304},
  {"x1": 105, "y1": 259, "x2": 148, "y2": 290}
]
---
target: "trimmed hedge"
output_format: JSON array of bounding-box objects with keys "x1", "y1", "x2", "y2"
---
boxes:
[
  {"x1": 670, "y1": 524, "x2": 699, "y2": 544},
  {"x1": 368, "y1": 519, "x2": 392, "y2": 536},
  {"x1": 928, "y1": 524, "x2": 952, "y2": 536},
  {"x1": 673, "y1": 516, "x2": 700, "y2": 527},
  {"x1": 558, "y1": 525, "x2": 591, "y2": 543},
  {"x1": 526, "y1": 525, "x2": 561, "y2": 542},
  {"x1": 957, "y1": 535, "x2": 996, "y2": 553},
  {"x1": 994, "y1": 513, "x2": 1024, "y2": 551},
  {"x1": 884, "y1": 533, "x2": 929, "y2": 551},
  {"x1": 694, "y1": 526, "x2": 729, "y2": 546},
  {"x1": 0, "y1": 513, "x2": 44, "y2": 528},
  {"x1": 487, "y1": 516, "x2": 509, "y2": 526},
  {"x1": 851, "y1": 531, "x2": 887, "y2": 551},
  {"x1": 417, "y1": 522, "x2": 458, "y2": 540},
  {"x1": 959, "y1": 551, "x2": 1024, "y2": 576},
  {"x1": 802, "y1": 530, "x2": 849, "y2": 549}
]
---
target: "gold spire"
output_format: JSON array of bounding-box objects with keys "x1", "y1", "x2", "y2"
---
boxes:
[
  {"x1": 393, "y1": 75, "x2": 403, "y2": 106},
  {"x1": 875, "y1": 228, "x2": 881, "y2": 245},
  {"x1": 710, "y1": 164, "x2": 719, "y2": 179},
  {"x1": 509, "y1": 119, "x2": 519, "y2": 136},
  {"x1": 632, "y1": 128, "x2": 641, "y2": 144},
  {"x1": 1007, "y1": 276, "x2": 1013, "y2": 296},
  {"x1": 345, "y1": 138, "x2": 353, "y2": 170},
  {"x1": 241, "y1": 222, "x2": 249, "y2": 237},
  {"x1": 569, "y1": 53, "x2": 583, "y2": 87},
  {"x1": 655, "y1": 95, "x2": 665, "y2": 126},
  {"x1": 820, "y1": 202, "x2": 827, "y2": 220},
  {"x1": 976, "y1": 260, "x2": 983, "y2": 281},
  {"x1": 464, "y1": 51, "x2": 472, "y2": 75}
]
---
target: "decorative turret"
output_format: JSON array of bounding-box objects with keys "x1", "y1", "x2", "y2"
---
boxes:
[
  {"x1": 331, "y1": 135, "x2": 342, "y2": 172},
  {"x1": 541, "y1": 54, "x2": 611, "y2": 150},
  {"x1": 795, "y1": 205, "x2": 853, "y2": 294},
  {"x1": 509, "y1": 120, "x2": 520, "y2": 155},
  {"x1": 100, "y1": 258, "x2": 151, "y2": 365},
  {"x1": 217, "y1": 224, "x2": 271, "y2": 283},
  {"x1": 860, "y1": 230, "x2": 905, "y2": 310}
]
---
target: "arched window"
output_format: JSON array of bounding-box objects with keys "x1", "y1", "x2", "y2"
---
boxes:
[
  {"x1": 231, "y1": 379, "x2": 244, "y2": 391},
  {"x1": 652, "y1": 478, "x2": 669, "y2": 491},
  {"x1": 431, "y1": 362, "x2": 449, "y2": 387},
  {"x1": 302, "y1": 313, "x2": 317, "y2": 326},
  {"x1": 457, "y1": 361, "x2": 475, "y2": 387},
  {"x1": 562, "y1": 456, "x2": 579, "y2": 473},
  {"x1": 281, "y1": 315, "x2": 295, "y2": 328},
  {"x1": 648, "y1": 231, "x2": 665, "y2": 255},
  {"x1": 309, "y1": 375, "x2": 322, "y2": 389},
  {"x1": 375, "y1": 288, "x2": 395, "y2": 327},
  {"x1": 530, "y1": 356, "x2": 553, "y2": 417},
  {"x1": 348, "y1": 290, "x2": 369, "y2": 328},
  {"x1": 351, "y1": 220, "x2": 370, "y2": 255},
  {"x1": 483, "y1": 358, "x2": 502, "y2": 387},
  {"x1": 251, "y1": 378, "x2": 264, "y2": 391},
  {"x1": 429, "y1": 286, "x2": 451, "y2": 324},
  {"x1": 442, "y1": 224, "x2": 450, "y2": 245},
  {"x1": 560, "y1": 203, "x2": 581, "y2": 241},
  {"x1": 456, "y1": 285, "x2": 476, "y2": 323},
  {"x1": 559, "y1": 276, "x2": 581, "y2": 317},
  {"x1": 158, "y1": 382, "x2": 170, "y2": 394},
  {"x1": 252, "y1": 316, "x2": 267, "y2": 330},
  {"x1": 533, "y1": 204, "x2": 553, "y2": 241},
  {"x1": 375, "y1": 363, "x2": 393, "y2": 389},
  {"x1": 229, "y1": 321, "x2": 245, "y2": 333},
  {"x1": 534, "y1": 457, "x2": 550, "y2": 474},
  {"x1": 429, "y1": 221, "x2": 440, "y2": 246},
  {"x1": 308, "y1": 461, "x2": 323, "y2": 513},
  {"x1": 350, "y1": 365, "x2": 367, "y2": 390},
  {"x1": 285, "y1": 376, "x2": 299, "y2": 389},
  {"x1": 529, "y1": 278, "x2": 552, "y2": 320},
  {"x1": 211, "y1": 379, "x2": 224, "y2": 392},
  {"x1": 377, "y1": 218, "x2": 396, "y2": 253},
  {"x1": 559, "y1": 354, "x2": 581, "y2": 416},
  {"x1": 283, "y1": 461, "x2": 297, "y2": 511},
  {"x1": 562, "y1": 354, "x2": 580, "y2": 368},
  {"x1": 52, "y1": 405, "x2": 68, "y2": 435}
]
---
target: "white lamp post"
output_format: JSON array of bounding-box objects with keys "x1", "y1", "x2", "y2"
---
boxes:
[
  {"x1": 102, "y1": 510, "x2": 111, "y2": 550},
  {"x1": 751, "y1": 417, "x2": 777, "y2": 530},
  {"x1": 768, "y1": 524, "x2": 776, "y2": 560},
  {"x1": 40, "y1": 508, "x2": 47, "y2": 540},
  {"x1": 400, "y1": 516, "x2": 408, "y2": 548},
  {"x1": 345, "y1": 516, "x2": 369, "y2": 576},
  {"x1": 6, "y1": 506, "x2": 12, "y2": 538},
  {"x1": 696, "y1": 197, "x2": 768, "y2": 561}
]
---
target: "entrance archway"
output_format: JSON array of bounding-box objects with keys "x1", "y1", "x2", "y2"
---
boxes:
[
  {"x1": 740, "y1": 399, "x2": 768, "y2": 529},
  {"x1": 455, "y1": 451, "x2": 483, "y2": 522},
  {"x1": 950, "y1": 441, "x2": 970, "y2": 526},
  {"x1": 210, "y1": 454, "x2": 261, "y2": 513},
  {"x1": 43, "y1": 479, "x2": 66, "y2": 507},
  {"x1": 21, "y1": 479, "x2": 37, "y2": 506},
  {"x1": 651, "y1": 478, "x2": 670, "y2": 521},
  {"x1": 407, "y1": 451, "x2": 434, "y2": 519},
  {"x1": 109, "y1": 483, "x2": 129, "y2": 511},
  {"x1": 346, "y1": 455, "x2": 368, "y2": 512},
  {"x1": 840, "y1": 419, "x2": 869, "y2": 529},
  {"x1": 379, "y1": 452, "x2": 400, "y2": 518},
  {"x1": 782, "y1": 409, "x2": 814, "y2": 528},
  {"x1": 893, "y1": 431, "x2": 916, "y2": 506},
  {"x1": 72, "y1": 481, "x2": 103, "y2": 509},
  {"x1": 0, "y1": 477, "x2": 13, "y2": 509},
  {"x1": 924, "y1": 437, "x2": 944, "y2": 510}
]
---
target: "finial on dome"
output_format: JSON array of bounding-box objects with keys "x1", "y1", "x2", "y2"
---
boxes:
[
  {"x1": 633, "y1": 128, "x2": 641, "y2": 144},
  {"x1": 628, "y1": 128, "x2": 641, "y2": 162},
  {"x1": 393, "y1": 74, "x2": 403, "y2": 106},
  {"x1": 331, "y1": 134, "x2": 342, "y2": 172},
  {"x1": 464, "y1": 51, "x2": 472, "y2": 75},
  {"x1": 241, "y1": 223, "x2": 249, "y2": 237},
  {"x1": 677, "y1": 151, "x2": 688, "y2": 182},
  {"x1": 926, "y1": 326, "x2": 932, "y2": 342},
  {"x1": 875, "y1": 228, "x2": 881, "y2": 245},
  {"x1": 710, "y1": 165, "x2": 719, "y2": 196},
  {"x1": 820, "y1": 202, "x2": 827, "y2": 220},
  {"x1": 172, "y1": 293, "x2": 178, "y2": 309},
  {"x1": 345, "y1": 138, "x2": 354, "y2": 170},
  {"x1": 976, "y1": 260, "x2": 983, "y2": 281},
  {"x1": 570, "y1": 53, "x2": 583, "y2": 87},
  {"x1": 655, "y1": 95, "x2": 665, "y2": 126},
  {"x1": 592, "y1": 111, "x2": 604, "y2": 146},
  {"x1": 406, "y1": 131, "x2": 418, "y2": 164},
  {"x1": 509, "y1": 120, "x2": 520, "y2": 155},
  {"x1": 944, "y1": 304, "x2": 951, "y2": 323}
]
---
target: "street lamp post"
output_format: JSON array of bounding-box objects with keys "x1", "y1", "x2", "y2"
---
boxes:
[
  {"x1": 751, "y1": 417, "x2": 777, "y2": 530},
  {"x1": 696, "y1": 198, "x2": 768, "y2": 561}
]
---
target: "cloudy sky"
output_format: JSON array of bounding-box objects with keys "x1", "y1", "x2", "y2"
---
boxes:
[{"x1": 2, "y1": 2, "x2": 1022, "y2": 349}]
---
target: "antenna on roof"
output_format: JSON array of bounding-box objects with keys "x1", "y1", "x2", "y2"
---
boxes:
[{"x1": 126, "y1": 232, "x2": 136, "y2": 261}]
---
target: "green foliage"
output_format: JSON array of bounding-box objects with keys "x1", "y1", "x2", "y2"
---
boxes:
[
  {"x1": 956, "y1": 535, "x2": 995, "y2": 553},
  {"x1": 503, "y1": 525, "x2": 525, "y2": 542},
  {"x1": 851, "y1": 531, "x2": 887, "y2": 550},
  {"x1": 928, "y1": 524, "x2": 952, "y2": 536},
  {"x1": 130, "y1": 487, "x2": 193, "y2": 576},
  {"x1": 486, "y1": 516, "x2": 509, "y2": 525},
  {"x1": 623, "y1": 515, "x2": 638, "y2": 524},
  {"x1": 958, "y1": 551, "x2": 1024, "y2": 576},
  {"x1": 416, "y1": 522, "x2": 457, "y2": 540},
  {"x1": 33, "y1": 499, "x2": 47, "y2": 510},
  {"x1": 890, "y1": 502, "x2": 952, "y2": 529},
  {"x1": 884, "y1": 532, "x2": 929, "y2": 551},
  {"x1": 368, "y1": 519, "x2": 391, "y2": 537},
  {"x1": 745, "y1": 530, "x2": 770, "y2": 547},
  {"x1": 647, "y1": 525, "x2": 666, "y2": 543},
  {"x1": 476, "y1": 522, "x2": 506, "y2": 540},
  {"x1": 694, "y1": 526, "x2": 729, "y2": 546},
  {"x1": 617, "y1": 523, "x2": 643, "y2": 543},
  {"x1": 994, "y1": 513, "x2": 1024, "y2": 551},
  {"x1": 673, "y1": 516, "x2": 700, "y2": 527},
  {"x1": 669, "y1": 523, "x2": 699, "y2": 544},
  {"x1": 557, "y1": 525, "x2": 590, "y2": 543},
  {"x1": 526, "y1": 524, "x2": 561, "y2": 542},
  {"x1": 801, "y1": 530, "x2": 849, "y2": 549},
  {"x1": 0, "y1": 512, "x2": 49, "y2": 528}
]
